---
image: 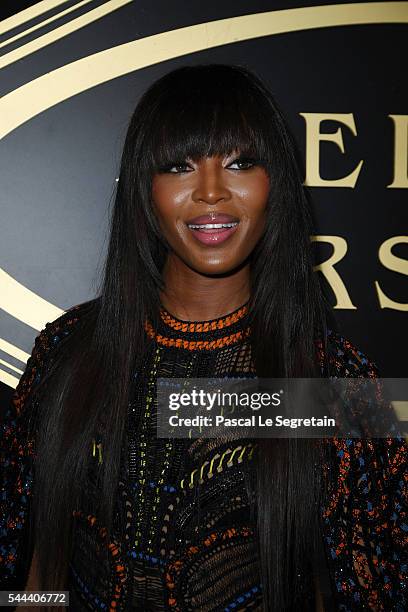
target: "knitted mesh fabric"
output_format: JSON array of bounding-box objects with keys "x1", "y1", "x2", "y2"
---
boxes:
[{"x1": 2, "y1": 299, "x2": 406, "y2": 611}]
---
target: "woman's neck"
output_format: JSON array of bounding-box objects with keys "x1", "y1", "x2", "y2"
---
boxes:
[{"x1": 160, "y1": 253, "x2": 251, "y2": 322}]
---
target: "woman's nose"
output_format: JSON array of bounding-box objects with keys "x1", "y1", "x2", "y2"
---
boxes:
[{"x1": 191, "y1": 160, "x2": 231, "y2": 205}]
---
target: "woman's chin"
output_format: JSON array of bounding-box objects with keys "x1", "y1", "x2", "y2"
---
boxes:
[{"x1": 186, "y1": 255, "x2": 247, "y2": 277}]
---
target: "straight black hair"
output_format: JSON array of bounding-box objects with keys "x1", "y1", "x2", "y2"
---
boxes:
[{"x1": 29, "y1": 63, "x2": 335, "y2": 610}]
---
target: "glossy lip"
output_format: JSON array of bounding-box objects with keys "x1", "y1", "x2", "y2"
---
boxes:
[
  {"x1": 187, "y1": 222, "x2": 239, "y2": 246},
  {"x1": 186, "y1": 212, "x2": 240, "y2": 225}
]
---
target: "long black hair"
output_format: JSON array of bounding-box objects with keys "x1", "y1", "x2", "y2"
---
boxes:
[{"x1": 30, "y1": 63, "x2": 335, "y2": 610}]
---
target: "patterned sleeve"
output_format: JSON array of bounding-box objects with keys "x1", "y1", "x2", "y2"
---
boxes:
[
  {"x1": 321, "y1": 331, "x2": 408, "y2": 611},
  {"x1": 0, "y1": 306, "x2": 82, "y2": 589}
]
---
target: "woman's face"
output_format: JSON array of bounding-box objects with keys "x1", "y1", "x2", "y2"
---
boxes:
[{"x1": 151, "y1": 150, "x2": 270, "y2": 276}]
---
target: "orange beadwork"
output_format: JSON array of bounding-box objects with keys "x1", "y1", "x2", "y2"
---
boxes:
[
  {"x1": 71, "y1": 509, "x2": 126, "y2": 608},
  {"x1": 2, "y1": 300, "x2": 407, "y2": 610},
  {"x1": 164, "y1": 526, "x2": 255, "y2": 611},
  {"x1": 144, "y1": 319, "x2": 251, "y2": 350},
  {"x1": 159, "y1": 302, "x2": 249, "y2": 332}
]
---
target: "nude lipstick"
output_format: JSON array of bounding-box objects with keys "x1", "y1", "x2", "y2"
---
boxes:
[{"x1": 186, "y1": 213, "x2": 239, "y2": 246}]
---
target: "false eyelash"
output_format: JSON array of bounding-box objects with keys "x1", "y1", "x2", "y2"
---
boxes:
[
  {"x1": 230, "y1": 155, "x2": 266, "y2": 167},
  {"x1": 157, "y1": 161, "x2": 190, "y2": 173},
  {"x1": 230, "y1": 156, "x2": 257, "y2": 165},
  {"x1": 156, "y1": 155, "x2": 265, "y2": 173}
]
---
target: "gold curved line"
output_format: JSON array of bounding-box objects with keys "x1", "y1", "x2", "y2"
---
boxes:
[
  {"x1": 0, "y1": 268, "x2": 64, "y2": 330},
  {"x1": 0, "y1": 0, "x2": 70, "y2": 36},
  {"x1": 0, "y1": 367, "x2": 20, "y2": 389},
  {"x1": 0, "y1": 0, "x2": 95, "y2": 50},
  {"x1": 0, "y1": 3, "x2": 407, "y2": 141},
  {"x1": 0, "y1": 0, "x2": 133, "y2": 68},
  {"x1": 0, "y1": 337, "x2": 30, "y2": 362},
  {"x1": 1, "y1": 2, "x2": 407, "y2": 388},
  {"x1": 0, "y1": 358, "x2": 24, "y2": 375}
]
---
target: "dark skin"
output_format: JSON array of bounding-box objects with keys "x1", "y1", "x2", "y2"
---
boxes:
[
  {"x1": 151, "y1": 150, "x2": 270, "y2": 321},
  {"x1": 26, "y1": 160, "x2": 325, "y2": 610},
  {"x1": 151, "y1": 152, "x2": 326, "y2": 611}
]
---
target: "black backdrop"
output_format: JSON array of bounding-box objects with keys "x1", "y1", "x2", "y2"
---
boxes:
[{"x1": 0, "y1": 3, "x2": 406, "y2": 417}]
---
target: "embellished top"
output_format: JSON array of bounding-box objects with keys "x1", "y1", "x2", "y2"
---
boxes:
[{"x1": 0, "y1": 300, "x2": 407, "y2": 611}]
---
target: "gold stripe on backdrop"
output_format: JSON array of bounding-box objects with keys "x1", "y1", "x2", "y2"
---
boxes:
[
  {"x1": 0, "y1": 368, "x2": 20, "y2": 388},
  {"x1": 0, "y1": 0, "x2": 70, "y2": 36},
  {"x1": 0, "y1": 337, "x2": 30, "y2": 363},
  {"x1": 0, "y1": 0, "x2": 133, "y2": 68},
  {"x1": 1, "y1": 2, "x2": 407, "y2": 387},
  {"x1": 0, "y1": 268, "x2": 64, "y2": 331},
  {"x1": 1, "y1": 3, "x2": 407, "y2": 139},
  {"x1": 0, "y1": 358, "x2": 24, "y2": 376},
  {"x1": 0, "y1": 0, "x2": 95, "y2": 50}
]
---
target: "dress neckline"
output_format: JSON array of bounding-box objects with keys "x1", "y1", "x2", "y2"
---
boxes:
[
  {"x1": 158, "y1": 300, "x2": 250, "y2": 332},
  {"x1": 144, "y1": 300, "x2": 251, "y2": 351}
]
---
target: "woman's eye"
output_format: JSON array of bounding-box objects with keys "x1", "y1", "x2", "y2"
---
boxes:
[
  {"x1": 165, "y1": 162, "x2": 192, "y2": 173},
  {"x1": 227, "y1": 158, "x2": 256, "y2": 170}
]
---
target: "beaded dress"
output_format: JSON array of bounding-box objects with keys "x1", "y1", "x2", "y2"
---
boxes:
[{"x1": 1, "y1": 299, "x2": 407, "y2": 611}]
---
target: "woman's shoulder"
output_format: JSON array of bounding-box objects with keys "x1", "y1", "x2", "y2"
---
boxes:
[
  {"x1": 316, "y1": 328, "x2": 379, "y2": 378},
  {"x1": 12, "y1": 298, "x2": 99, "y2": 415},
  {"x1": 33, "y1": 297, "x2": 99, "y2": 355},
  {"x1": 40, "y1": 297, "x2": 99, "y2": 341},
  {"x1": 317, "y1": 329, "x2": 407, "y2": 495}
]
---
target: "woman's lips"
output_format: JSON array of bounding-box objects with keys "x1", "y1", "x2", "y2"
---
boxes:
[{"x1": 186, "y1": 222, "x2": 239, "y2": 245}]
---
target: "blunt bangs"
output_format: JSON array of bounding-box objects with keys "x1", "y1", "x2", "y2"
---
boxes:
[{"x1": 144, "y1": 65, "x2": 274, "y2": 172}]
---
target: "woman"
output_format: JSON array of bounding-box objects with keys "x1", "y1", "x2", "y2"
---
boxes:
[{"x1": 1, "y1": 64, "x2": 406, "y2": 611}]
